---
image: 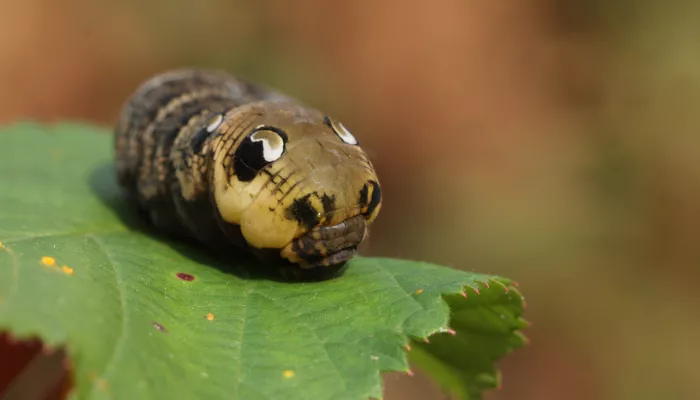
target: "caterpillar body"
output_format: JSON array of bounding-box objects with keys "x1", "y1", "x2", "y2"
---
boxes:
[{"x1": 114, "y1": 69, "x2": 382, "y2": 280}]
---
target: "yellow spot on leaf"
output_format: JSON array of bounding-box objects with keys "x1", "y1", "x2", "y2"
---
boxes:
[
  {"x1": 0, "y1": 242, "x2": 5, "y2": 249},
  {"x1": 61, "y1": 265, "x2": 74, "y2": 275},
  {"x1": 283, "y1": 370, "x2": 295, "y2": 379},
  {"x1": 206, "y1": 313, "x2": 215, "y2": 321},
  {"x1": 41, "y1": 256, "x2": 57, "y2": 267},
  {"x1": 415, "y1": 289, "x2": 423, "y2": 295},
  {"x1": 88, "y1": 373, "x2": 109, "y2": 391}
]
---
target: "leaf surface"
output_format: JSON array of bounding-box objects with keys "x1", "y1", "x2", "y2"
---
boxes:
[{"x1": 0, "y1": 123, "x2": 527, "y2": 400}]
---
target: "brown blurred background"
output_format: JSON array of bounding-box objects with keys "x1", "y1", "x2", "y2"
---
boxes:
[{"x1": 1, "y1": 0, "x2": 700, "y2": 399}]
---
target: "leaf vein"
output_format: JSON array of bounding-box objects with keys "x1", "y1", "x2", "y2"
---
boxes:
[
  {"x1": 85, "y1": 234, "x2": 128, "y2": 396},
  {"x1": 231, "y1": 282, "x2": 251, "y2": 398},
  {"x1": 252, "y1": 291, "x2": 351, "y2": 399},
  {"x1": 3, "y1": 229, "x2": 126, "y2": 246}
]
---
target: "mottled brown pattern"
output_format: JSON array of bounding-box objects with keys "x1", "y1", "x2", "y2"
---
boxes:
[{"x1": 114, "y1": 68, "x2": 382, "y2": 278}]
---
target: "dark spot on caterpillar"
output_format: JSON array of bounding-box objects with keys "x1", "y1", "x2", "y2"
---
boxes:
[
  {"x1": 287, "y1": 193, "x2": 320, "y2": 229},
  {"x1": 152, "y1": 322, "x2": 168, "y2": 332},
  {"x1": 190, "y1": 123, "x2": 217, "y2": 154},
  {"x1": 176, "y1": 272, "x2": 195, "y2": 281},
  {"x1": 359, "y1": 180, "x2": 381, "y2": 217},
  {"x1": 323, "y1": 116, "x2": 333, "y2": 128},
  {"x1": 292, "y1": 236, "x2": 318, "y2": 258},
  {"x1": 359, "y1": 183, "x2": 369, "y2": 209},
  {"x1": 366, "y1": 180, "x2": 382, "y2": 217},
  {"x1": 321, "y1": 194, "x2": 336, "y2": 215}
]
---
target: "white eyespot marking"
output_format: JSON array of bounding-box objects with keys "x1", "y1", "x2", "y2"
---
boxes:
[
  {"x1": 251, "y1": 131, "x2": 285, "y2": 162},
  {"x1": 206, "y1": 114, "x2": 224, "y2": 133},
  {"x1": 327, "y1": 117, "x2": 358, "y2": 145},
  {"x1": 335, "y1": 122, "x2": 358, "y2": 145}
]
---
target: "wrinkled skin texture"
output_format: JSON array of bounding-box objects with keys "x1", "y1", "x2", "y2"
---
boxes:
[{"x1": 114, "y1": 69, "x2": 381, "y2": 279}]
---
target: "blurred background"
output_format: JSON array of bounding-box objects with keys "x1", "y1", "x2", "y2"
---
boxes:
[{"x1": 1, "y1": 0, "x2": 699, "y2": 399}]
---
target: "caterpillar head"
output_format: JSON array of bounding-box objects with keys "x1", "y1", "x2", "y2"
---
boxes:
[{"x1": 211, "y1": 101, "x2": 382, "y2": 270}]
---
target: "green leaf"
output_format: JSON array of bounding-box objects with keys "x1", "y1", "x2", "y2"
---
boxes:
[
  {"x1": 408, "y1": 288, "x2": 529, "y2": 399},
  {"x1": 0, "y1": 122, "x2": 527, "y2": 400}
]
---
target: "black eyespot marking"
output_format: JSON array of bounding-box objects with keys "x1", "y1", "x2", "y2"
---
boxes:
[
  {"x1": 287, "y1": 193, "x2": 320, "y2": 229},
  {"x1": 321, "y1": 194, "x2": 336, "y2": 215},
  {"x1": 233, "y1": 126, "x2": 288, "y2": 182},
  {"x1": 359, "y1": 180, "x2": 381, "y2": 218},
  {"x1": 359, "y1": 184, "x2": 369, "y2": 209},
  {"x1": 324, "y1": 116, "x2": 359, "y2": 145},
  {"x1": 366, "y1": 180, "x2": 381, "y2": 217},
  {"x1": 190, "y1": 113, "x2": 225, "y2": 154},
  {"x1": 189, "y1": 129, "x2": 210, "y2": 154}
]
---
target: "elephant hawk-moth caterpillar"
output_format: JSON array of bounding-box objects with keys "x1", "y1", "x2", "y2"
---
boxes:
[{"x1": 114, "y1": 68, "x2": 382, "y2": 280}]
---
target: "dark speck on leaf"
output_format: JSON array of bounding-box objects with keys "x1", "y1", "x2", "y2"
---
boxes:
[
  {"x1": 152, "y1": 322, "x2": 168, "y2": 332},
  {"x1": 176, "y1": 272, "x2": 195, "y2": 281}
]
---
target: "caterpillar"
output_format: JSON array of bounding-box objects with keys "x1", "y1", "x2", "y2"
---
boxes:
[{"x1": 114, "y1": 68, "x2": 382, "y2": 280}]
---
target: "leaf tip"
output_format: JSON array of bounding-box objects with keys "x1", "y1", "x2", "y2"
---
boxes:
[{"x1": 434, "y1": 327, "x2": 457, "y2": 337}]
